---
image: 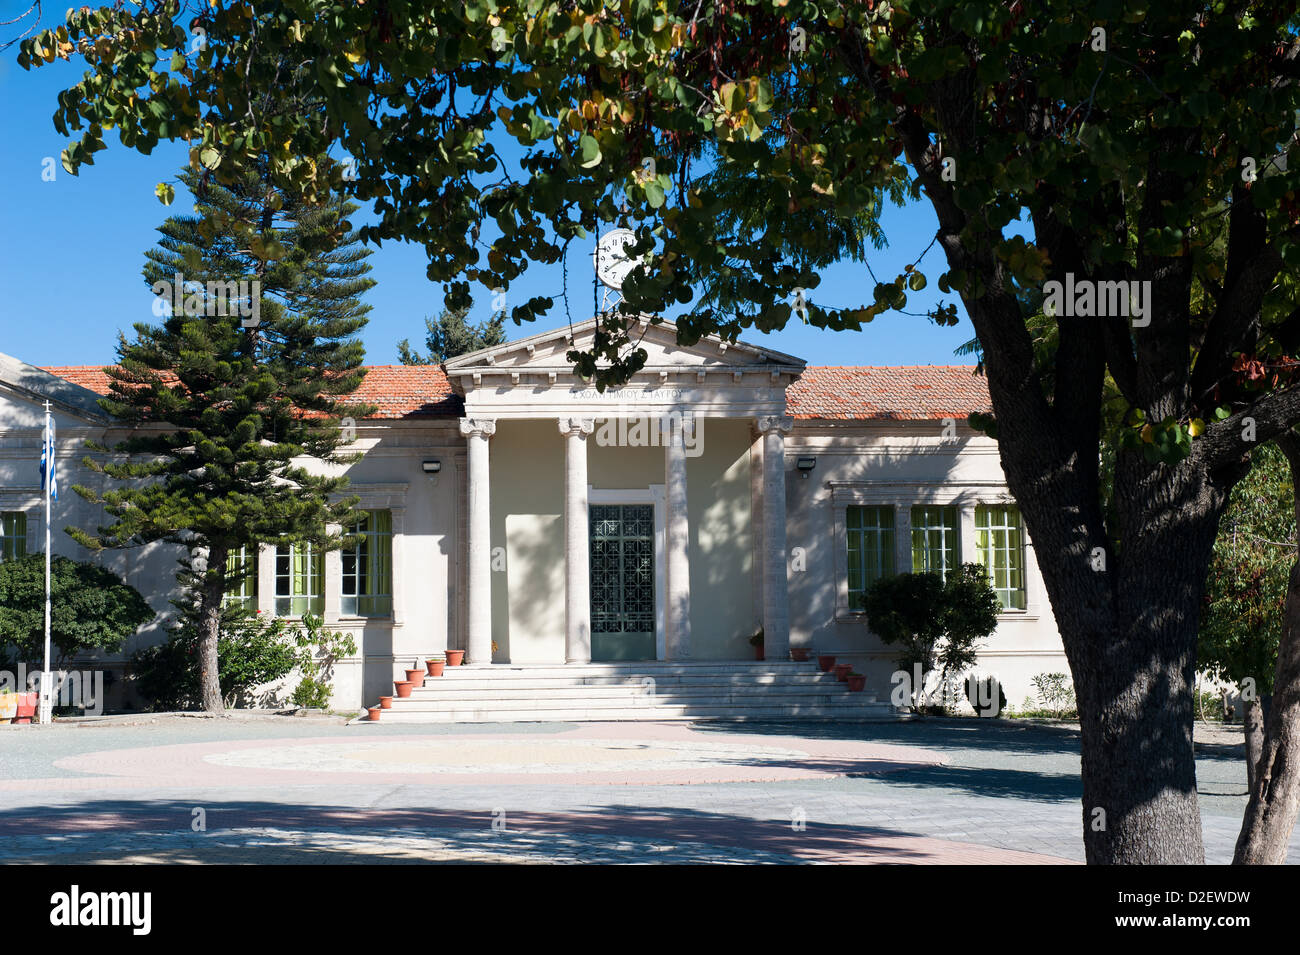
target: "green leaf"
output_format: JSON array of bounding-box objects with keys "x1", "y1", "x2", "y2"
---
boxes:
[
  {"x1": 155, "y1": 182, "x2": 175, "y2": 205},
  {"x1": 578, "y1": 134, "x2": 601, "y2": 168}
]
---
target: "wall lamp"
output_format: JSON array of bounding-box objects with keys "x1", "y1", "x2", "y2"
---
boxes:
[{"x1": 796, "y1": 456, "x2": 817, "y2": 479}]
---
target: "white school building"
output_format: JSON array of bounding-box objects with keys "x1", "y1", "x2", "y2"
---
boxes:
[{"x1": 0, "y1": 318, "x2": 1069, "y2": 719}]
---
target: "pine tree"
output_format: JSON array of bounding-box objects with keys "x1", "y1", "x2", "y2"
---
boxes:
[
  {"x1": 70, "y1": 162, "x2": 375, "y2": 713},
  {"x1": 397, "y1": 301, "x2": 506, "y2": 364}
]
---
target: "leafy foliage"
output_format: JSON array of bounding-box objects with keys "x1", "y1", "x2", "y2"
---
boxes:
[
  {"x1": 287, "y1": 613, "x2": 356, "y2": 710},
  {"x1": 0, "y1": 555, "x2": 154, "y2": 666},
  {"x1": 397, "y1": 301, "x2": 507, "y2": 365},
  {"x1": 130, "y1": 611, "x2": 297, "y2": 711},
  {"x1": 863, "y1": 564, "x2": 1001, "y2": 679},
  {"x1": 1199, "y1": 443, "x2": 1295, "y2": 696}
]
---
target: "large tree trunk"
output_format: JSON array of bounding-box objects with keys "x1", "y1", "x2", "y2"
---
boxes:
[
  {"x1": 1234, "y1": 437, "x2": 1300, "y2": 864},
  {"x1": 197, "y1": 543, "x2": 228, "y2": 714},
  {"x1": 1243, "y1": 699, "x2": 1266, "y2": 792},
  {"x1": 993, "y1": 436, "x2": 1225, "y2": 863}
]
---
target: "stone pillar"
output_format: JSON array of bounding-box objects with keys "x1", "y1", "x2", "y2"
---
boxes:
[
  {"x1": 460, "y1": 418, "x2": 496, "y2": 665},
  {"x1": 559, "y1": 417, "x2": 594, "y2": 664},
  {"x1": 757, "y1": 415, "x2": 793, "y2": 661},
  {"x1": 663, "y1": 412, "x2": 692, "y2": 660}
]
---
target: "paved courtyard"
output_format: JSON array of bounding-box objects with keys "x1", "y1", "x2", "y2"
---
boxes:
[{"x1": 0, "y1": 715, "x2": 1290, "y2": 864}]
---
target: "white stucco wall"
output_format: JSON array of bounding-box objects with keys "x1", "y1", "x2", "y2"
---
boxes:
[{"x1": 785, "y1": 418, "x2": 1068, "y2": 705}]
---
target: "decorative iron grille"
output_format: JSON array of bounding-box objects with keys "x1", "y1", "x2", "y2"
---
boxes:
[{"x1": 590, "y1": 504, "x2": 655, "y2": 634}]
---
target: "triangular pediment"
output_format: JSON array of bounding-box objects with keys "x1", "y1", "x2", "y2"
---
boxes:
[{"x1": 443, "y1": 316, "x2": 805, "y2": 376}]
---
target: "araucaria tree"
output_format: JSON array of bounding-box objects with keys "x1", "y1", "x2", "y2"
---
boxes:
[
  {"x1": 397, "y1": 301, "x2": 508, "y2": 365},
  {"x1": 70, "y1": 162, "x2": 375, "y2": 713},
  {"x1": 26, "y1": 1, "x2": 1300, "y2": 862}
]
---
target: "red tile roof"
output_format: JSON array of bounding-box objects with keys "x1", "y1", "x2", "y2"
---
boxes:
[
  {"x1": 42, "y1": 363, "x2": 987, "y2": 421},
  {"x1": 786, "y1": 365, "x2": 990, "y2": 421},
  {"x1": 40, "y1": 365, "x2": 462, "y2": 419}
]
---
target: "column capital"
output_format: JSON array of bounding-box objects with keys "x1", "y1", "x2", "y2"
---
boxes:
[
  {"x1": 557, "y1": 416, "x2": 595, "y2": 437},
  {"x1": 757, "y1": 414, "x2": 794, "y2": 435},
  {"x1": 460, "y1": 417, "x2": 497, "y2": 438}
]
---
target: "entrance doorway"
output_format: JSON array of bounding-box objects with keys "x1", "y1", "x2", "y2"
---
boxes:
[{"x1": 590, "y1": 503, "x2": 656, "y2": 661}]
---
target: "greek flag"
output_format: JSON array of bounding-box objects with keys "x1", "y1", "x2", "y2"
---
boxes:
[{"x1": 40, "y1": 412, "x2": 57, "y2": 501}]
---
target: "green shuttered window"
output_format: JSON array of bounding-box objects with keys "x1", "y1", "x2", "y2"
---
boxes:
[
  {"x1": 846, "y1": 506, "x2": 895, "y2": 610},
  {"x1": 976, "y1": 504, "x2": 1027, "y2": 610}
]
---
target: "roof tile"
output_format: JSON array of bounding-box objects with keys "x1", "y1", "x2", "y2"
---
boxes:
[{"x1": 42, "y1": 363, "x2": 987, "y2": 422}]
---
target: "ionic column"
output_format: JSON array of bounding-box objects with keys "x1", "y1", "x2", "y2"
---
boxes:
[
  {"x1": 757, "y1": 415, "x2": 793, "y2": 661},
  {"x1": 664, "y1": 412, "x2": 692, "y2": 660},
  {"x1": 460, "y1": 418, "x2": 496, "y2": 665},
  {"x1": 559, "y1": 417, "x2": 594, "y2": 664}
]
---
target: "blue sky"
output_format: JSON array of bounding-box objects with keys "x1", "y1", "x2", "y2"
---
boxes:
[{"x1": 1, "y1": 13, "x2": 978, "y2": 370}]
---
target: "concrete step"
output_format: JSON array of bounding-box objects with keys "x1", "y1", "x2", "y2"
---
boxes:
[
  {"x1": 404, "y1": 685, "x2": 862, "y2": 702},
  {"x1": 369, "y1": 701, "x2": 895, "y2": 723},
  {"x1": 405, "y1": 674, "x2": 844, "y2": 693},
  {"x1": 385, "y1": 692, "x2": 879, "y2": 711},
  {"x1": 410, "y1": 680, "x2": 847, "y2": 696},
  {"x1": 428, "y1": 665, "x2": 821, "y2": 680}
]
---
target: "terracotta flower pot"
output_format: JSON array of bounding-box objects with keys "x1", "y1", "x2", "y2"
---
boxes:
[
  {"x1": 790, "y1": 648, "x2": 810, "y2": 662},
  {"x1": 426, "y1": 660, "x2": 445, "y2": 677},
  {"x1": 366, "y1": 706, "x2": 381, "y2": 722},
  {"x1": 405, "y1": 668, "x2": 426, "y2": 688},
  {"x1": 847, "y1": 675, "x2": 867, "y2": 692},
  {"x1": 379, "y1": 696, "x2": 393, "y2": 709},
  {"x1": 833, "y1": 663, "x2": 852, "y2": 682},
  {"x1": 445, "y1": 650, "x2": 465, "y2": 666},
  {"x1": 818, "y1": 655, "x2": 836, "y2": 672},
  {"x1": 394, "y1": 681, "x2": 414, "y2": 699}
]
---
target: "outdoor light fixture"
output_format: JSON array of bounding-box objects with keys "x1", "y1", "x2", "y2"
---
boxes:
[
  {"x1": 422, "y1": 460, "x2": 441, "y2": 474},
  {"x1": 796, "y1": 456, "x2": 817, "y2": 478}
]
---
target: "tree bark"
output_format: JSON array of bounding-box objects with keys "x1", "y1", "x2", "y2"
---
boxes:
[
  {"x1": 197, "y1": 543, "x2": 228, "y2": 714},
  {"x1": 1243, "y1": 699, "x2": 1265, "y2": 792},
  {"x1": 1234, "y1": 435, "x2": 1300, "y2": 863}
]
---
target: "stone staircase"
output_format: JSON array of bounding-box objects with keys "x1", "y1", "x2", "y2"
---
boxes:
[{"x1": 361, "y1": 660, "x2": 897, "y2": 723}]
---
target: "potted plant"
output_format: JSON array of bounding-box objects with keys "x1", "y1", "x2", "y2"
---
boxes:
[
  {"x1": 749, "y1": 628, "x2": 765, "y2": 661},
  {"x1": 790, "y1": 647, "x2": 811, "y2": 662},
  {"x1": 378, "y1": 695, "x2": 393, "y2": 709},
  {"x1": 846, "y1": 673, "x2": 867, "y2": 692},
  {"x1": 425, "y1": 656, "x2": 445, "y2": 677},
  {"x1": 394, "y1": 680, "x2": 414, "y2": 699},
  {"x1": 818, "y1": 654, "x2": 836, "y2": 673},
  {"x1": 833, "y1": 663, "x2": 853, "y2": 682},
  {"x1": 405, "y1": 664, "x2": 426, "y2": 688},
  {"x1": 445, "y1": 649, "x2": 465, "y2": 666},
  {"x1": 366, "y1": 705, "x2": 381, "y2": 721}
]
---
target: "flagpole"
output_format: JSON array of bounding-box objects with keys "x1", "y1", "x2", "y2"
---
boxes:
[{"x1": 40, "y1": 400, "x2": 52, "y2": 725}]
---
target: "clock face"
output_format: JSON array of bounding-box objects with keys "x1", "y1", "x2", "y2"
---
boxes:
[{"x1": 593, "y1": 229, "x2": 640, "y2": 290}]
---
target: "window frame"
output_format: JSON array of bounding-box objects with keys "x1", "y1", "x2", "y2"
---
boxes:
[
  {"x1": 845, "y1": 505, "x2": 896, "y2": 610},
  {"x1": 274, "y1": 541, "x2": 324, "y2": 617},
  {"x1": 975, "y1": 504, "x2": 1028, "y2": 611},
  {"x1": 340, "y1": 510, "x2": 394, "y2": 618},
  {"x1": 0, "y1": 512, "x2": 27, "y2": 563},
  {"x1": 910, "y1": 504, "x2": 959, "y2": 581}
]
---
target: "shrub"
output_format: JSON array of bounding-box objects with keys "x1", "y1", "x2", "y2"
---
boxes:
[
  {"x1": 1031, "y1": 672, "x2": 1078, "y2": 718},
  {"x1": 864, "y1": 564, "x2": 1001, "y2": 708},
  {"x1": 964, "y1": 675, "x2": 1008, "y2": 717},
  {"x1": 288, "y1": 614, "x2": 356, "y2": 710},
  {"x1": 0, "y1": 555, "x2": 154, "y2": 666},
  {"x1": 131, "y1": 613, "x2": 297, "y2": 711}
]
